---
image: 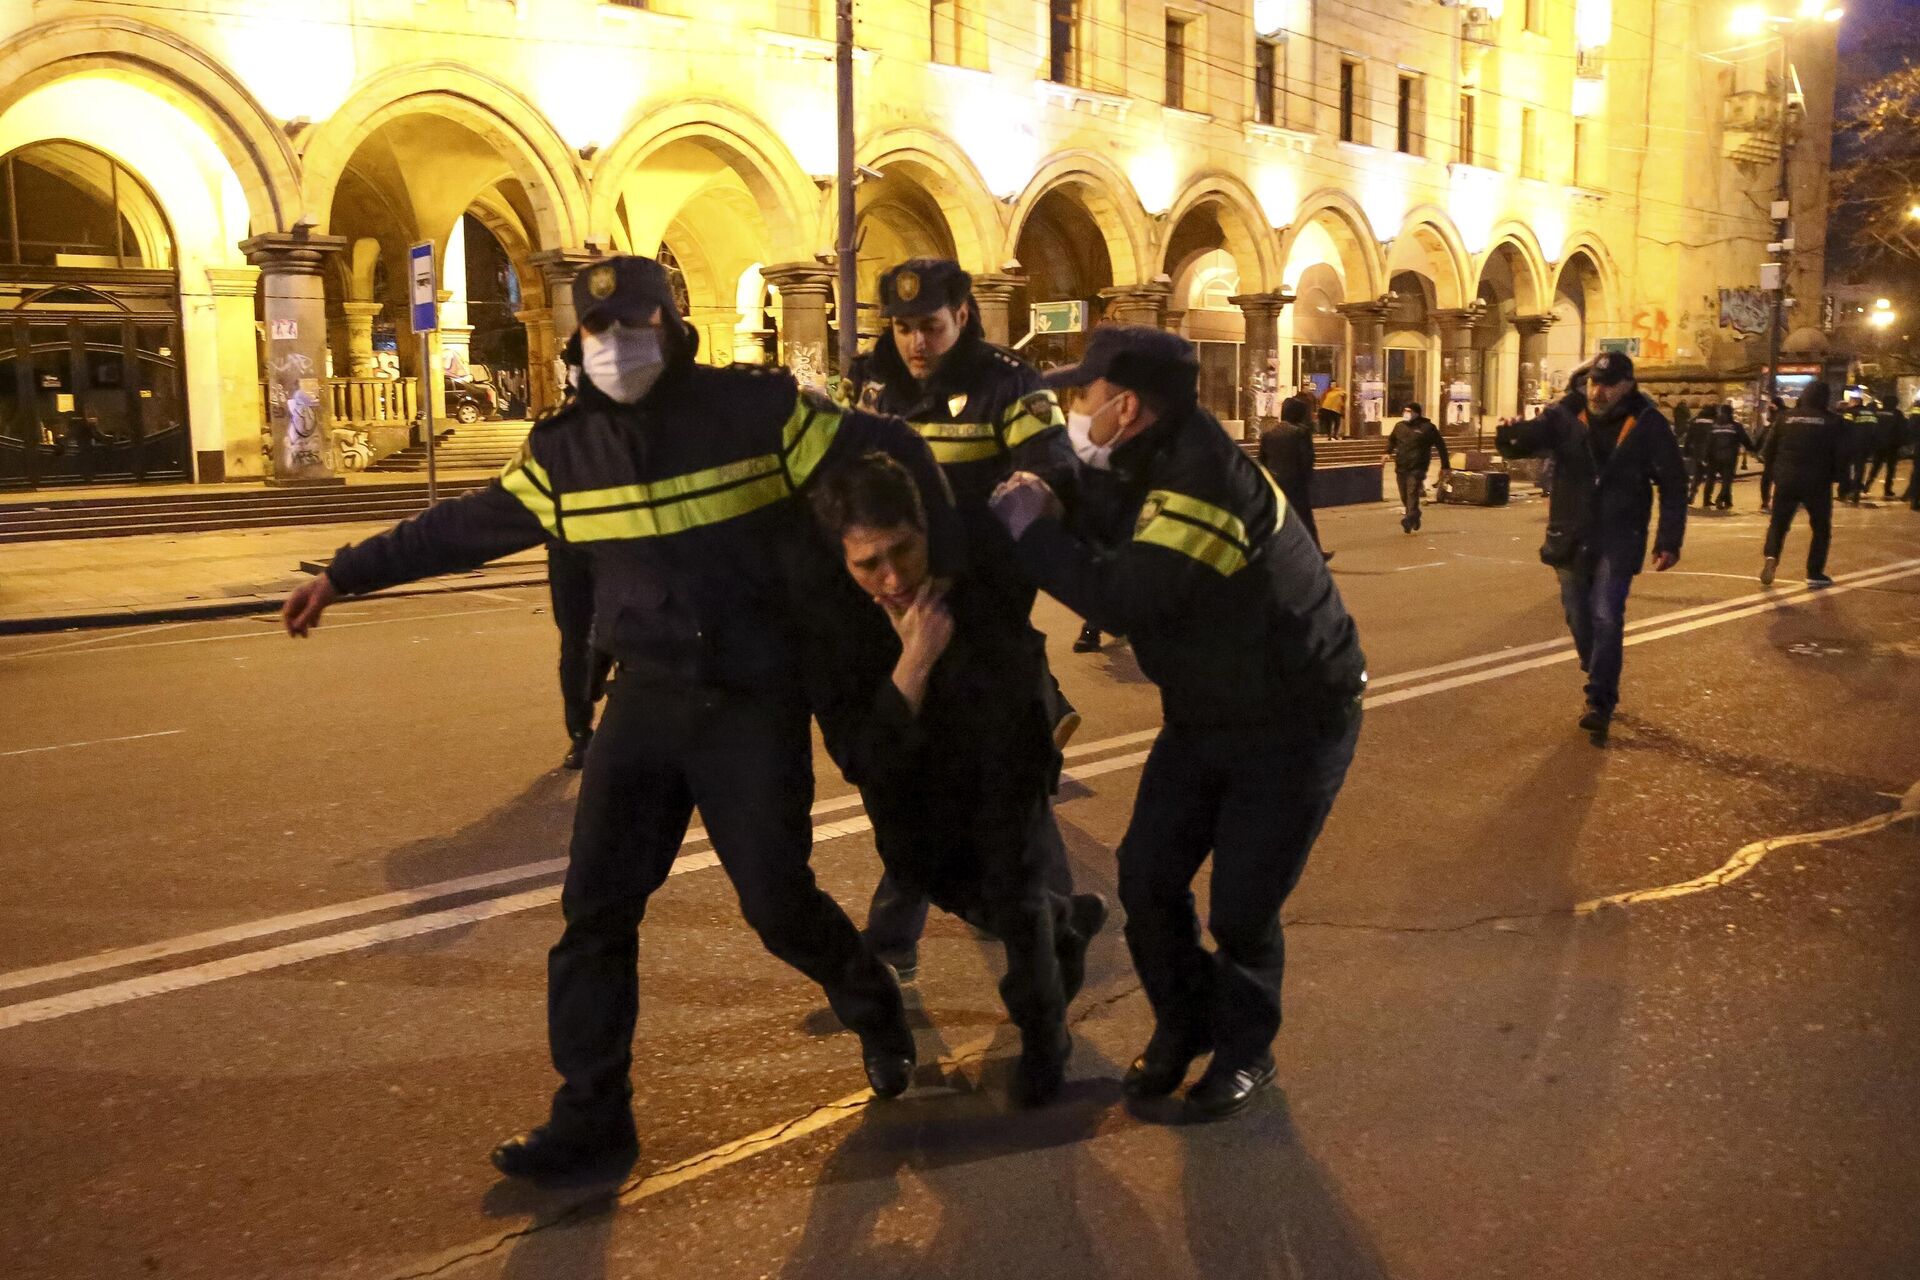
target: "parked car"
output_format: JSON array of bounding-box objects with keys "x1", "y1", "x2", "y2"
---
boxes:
[{"x1": 444, "y1": 375, "x2": 497, "y2": 425}]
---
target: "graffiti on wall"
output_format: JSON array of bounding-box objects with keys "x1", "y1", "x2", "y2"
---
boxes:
[
  {"x1": 1632, "y1": 307, "x2": 1672, "y2": 363},
  {"x1": 1718, "y1": 288, "x2": 1771, "y2": 336}
]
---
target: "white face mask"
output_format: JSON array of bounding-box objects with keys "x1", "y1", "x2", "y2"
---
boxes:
[
  {"x1": 1067, "y1": 395, "x2": 1125, "y2": 470},
  {"x1": 581, "y1": 325, "x2": 665, "y2": 405}
]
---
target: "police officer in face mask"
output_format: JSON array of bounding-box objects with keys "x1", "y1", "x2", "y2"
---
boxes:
[
  {"x1": 839, "y1": 258, "x2": 1087, "y2": 982},
  {"x1": 281, "y1": 255, "x2": 962, "y2": 1183}
]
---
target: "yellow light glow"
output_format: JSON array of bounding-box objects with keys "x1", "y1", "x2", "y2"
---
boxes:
[
  {"x1": 1910, "y1": 204, "x2": 1920, "y2": 219},
  {"x1": 219, "y1": 16, "x2": 357, "y2": 123},
  {"x1": 1729, "y1": 4, "x2": 1768, "y2": 36},
  {"x1": 1823, "y1": 7, "x2": 1843, "y2": 20},
  {"x1": 1797, "y1": 0, "x2": 1825, "y2": 17},
  {"x1": 1128, "y1": 145, "x2": 1178, "y2": 218},
  {"x1": 1356, "y1": 166, "x2": 1407, "y2": 246},
  {"x1": 1573, "y1": 76, "x2": 1606, "y2": 118},
  {"x1": 1254, "y1": 165, "x2": 1299, "y2": 229},
  {"x1": 532, "y1": 42, "x2": 650, "y2": 153},
  {"x1": 1869, "y1": 309, "x2": 1895, "y2": 328},
  {"x1": 1448, "y1": 164, "x2": 1502, "y2": 256},
  {"x1": 1575, "y1": 0, "x2": 1613, "y2": 49},
  {"x1": 1533, "y1": 203, "x2": 1568, "y2": 264},
  {"x1": 948, "y1": 78, "x2": 1041, "y2": 200}
]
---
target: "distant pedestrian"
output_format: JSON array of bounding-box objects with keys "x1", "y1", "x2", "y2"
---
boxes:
[
  {"x1": 1758, "y1": 396, "x2": 1787, "y2": 511},
  {"x1": 1838, "y1": 399, "x2": 1873, "y2": 504},
  {"x1": 1260, "y1": 393, "x2": 1325, "y2": 555},
  {"x1": 1704, "y1": 403, "x2": 1757, "y2": 510},
  {"x1": 1496, "y1": 352, "x2": 1687, "y2": 741},
  {"x1": 1862, "y1": 400, "x2": 1906, "y2": 500},
  {"x1": 1319, "y1": 381, "x2": 1348, "y2": 438},
  {"x1": 1683, "y1": 406, "x2": 1716, "y2": 506},
  {"x1": 1759, "y1": 381, "x2": 1849, "y2": 588},
  {"x1": 1384, "y1": 403, "x2": 1451, "y2": 534}
]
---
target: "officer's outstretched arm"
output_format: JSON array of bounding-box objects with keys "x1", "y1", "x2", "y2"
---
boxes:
[
  {"x1": 1001, "y1": 390, "x2": 1078, "y2": 495},
  {"x1": 788, "y1": 388, "x2": 965, "y2": 576},
  {"x1": 1012, "y1": 505, "x2": 1221, "y2": 638},
  {"x1": 318, "y1": 468, "x2": 553, "y2": 604}
]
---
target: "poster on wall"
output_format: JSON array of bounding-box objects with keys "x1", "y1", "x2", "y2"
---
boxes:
[{"x1": 1718, "y1": 288, "x2": 1769, "y2": 336}]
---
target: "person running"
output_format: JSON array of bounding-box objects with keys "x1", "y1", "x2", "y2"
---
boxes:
[
  {"x1": 1384, "y1": 403, "x2": 1452, "y2": 534},
  {"x1": 1760, "y1": 381, "x2": 1850, "y2": 588}
]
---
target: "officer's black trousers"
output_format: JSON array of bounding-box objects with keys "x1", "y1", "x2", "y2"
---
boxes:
[
  {"x1": 1117, "y1": 702, "x2": 1362, "y2": 1068},
  {"x1": 1863, "y1": 445, "x2": 1902, "y2": 498},
  {"x1": 546, "y1": 677, "x2": 907, "y2": 1135},
  {"x1": 865, "y1": 813, "x2": 1074, "y2": 956},
  {"x1": 546, "y1": 545, "x2": 612, "y2": 740},
  {"x1": 1763, "y1": 485, "x2": 1833, "y2": 578}
]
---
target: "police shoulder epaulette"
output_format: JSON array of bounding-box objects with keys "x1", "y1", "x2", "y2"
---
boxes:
[
  {"x1": 528, "y1": 399, "x2": 576, "y2": 429},
  {"x1": 796, "y1": 384, "x2": 840, "y2": 415}
]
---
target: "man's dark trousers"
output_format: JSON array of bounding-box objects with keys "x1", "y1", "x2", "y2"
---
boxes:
[
  {"x1": 1554, "y1": 550, "x2": 1635, "y2": 715},
  {"x1": 1117, "y1": 701, "x2": 1362, "y2": 1067},
  {"x1": 548, "y1": 676, "x2": 907, "y2": 1136},
  {"x1": 867, "y1": 819, "x2": 1072, "y2": 956},
  {"x1": 1397, "y1": 467, "x2": 1425, "y2": 526},
  {"x1": 1863, "y1": 445, "x2": 1902, "y2": 499},
  {"x1": 1763, "y1": 487, "x2": 1833, "y2": 579},
  {"x1": 547, "y1": 543, "x2": 612, "y2": 740}
]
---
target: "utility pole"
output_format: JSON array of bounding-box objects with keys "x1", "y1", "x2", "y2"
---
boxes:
[
  {"x1": 1761, "y1": 25, "x2": 1795, "y2": 420},
  {"x1": 835, "y1": 0, "x2": 858, "y2": 379}
]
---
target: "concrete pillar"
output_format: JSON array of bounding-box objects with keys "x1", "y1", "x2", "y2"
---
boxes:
[
  {"x1": 1230, "y1": 290, "x2": 1291, "y2": 438},
  {"x1": 340, "y1": 302, "x2": 382, "y2": 378},
  {"x1": 241, "y1": 232, "x2": 347, "y2": 483},
  {"x1": 762, "y1": 261, "x2": 836, "y2": 388},
  {"x1": 531, "y1": 247, "x2": 601, "y2": 350},
  {"x1": 1515, "y1": 314, "x2": 1555, "y2": 412},
  {"x1": 1338, "y1": 299, "x2": 1391, "y2": 435},
  {"x1": 1435, "y1": 308, "x2": 1482, "y2": 431},
  {"x1": 971, "y1": 272, "x2": 1022, "y2": 347},
  {"x1": 204, "y1": 264, "x2": 265, "y2": 482},
  {"x1": 1098, "y1": 281, "x2": 1173, "y2": 328},
  {"x1": 515, "y1": 306, "x2": 558, "y2": 412}
]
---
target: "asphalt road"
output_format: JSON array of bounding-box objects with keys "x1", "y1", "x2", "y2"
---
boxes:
[{"x1": 3, "y1": 479, "x2": 1917, "y2": 1280}]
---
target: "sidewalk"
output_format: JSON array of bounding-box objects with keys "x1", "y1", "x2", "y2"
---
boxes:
[
  {"x1": 0, "y1": 467, "x2": 500, "y2": 510},
  {"x1": 0, "y1": 522, "x2": 545, "y2": 634}
]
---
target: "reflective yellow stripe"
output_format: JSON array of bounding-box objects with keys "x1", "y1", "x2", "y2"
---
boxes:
[
  {"x1": 1256, "y1": 464, "x2": 1290, "y2": 527},
  {"x1": 923, "y1": 439, "x2": 1004, "y2": 464},
  {"x1": 558, "y1": 454, "x2": 784, "y2": 513},
  {"x1": 912, "y1": 420, "x2": 998, "y2": 440},
  {"x1": 500, "y1": 457, "x2": 559, "y2": 537},
  {"x1": 563, "y1": 473, "x2": 793, "y2": 542},
  {"x1": 1001, "y1": 393, "x2": 1064, "y2": 449},
  {"x1": 1135, "y1": 514, "x2": 1248, "y2": 576},
  {"x1": 1147, "y1": 490, "x2": 1249, "y2": 551},
  {"x1": 782, "y1": 397, "x2": 844, "y2": 487}
]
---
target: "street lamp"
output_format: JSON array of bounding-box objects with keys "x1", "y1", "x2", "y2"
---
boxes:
[{"x1": 1869, "y1": 298, "x2": 1895, "y2": 330}]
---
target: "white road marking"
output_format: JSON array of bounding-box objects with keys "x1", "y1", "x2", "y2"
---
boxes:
[
  {"x1": 1394, "y1": 561, "x2": 1448, "y2": 572},
  {"x1": 0, "y1": 603, "x2": 528, "y2": 663},
  {"x1": 6, "y1": 561, "x2": 1917, "y2": 1030},
  {"x1": 1577, "y1": 781, "x2": 1919, "y2": 913},
  {"x1": 0, "y1": 728, "x2": 183, "y2": 759},
  {"x1": 0, "y1": 620, "x2": 196, "y2": 659}
]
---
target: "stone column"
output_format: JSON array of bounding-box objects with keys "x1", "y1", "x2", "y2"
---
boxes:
[
  {"x1": 340, "y1": 302, "x2": 382, "y2": 378},
  {"x1": 971, "y1": 272, "x2": 1022, "y2": 347},
  {"x1": 205, "y1": 264, "x2": 265, "y2": 482},
  {"x1": 516, "y1": 306, "x2": 558, "y2": 412},
  {"x1": 762, "y1": 261, "x2": 837, "y2": 388},
  {"x1": 1434, "y1": 308, "x2": 1482, "y2": 433},
  {"x1": 1098, "y1": 281, "x2": 1173, "y2": 328},
  {"x1": 241, "y1": 232, "x2": 347, "y2": 484},
  {"x1": 530, "y1": 247, "x2": 602, "y2": 352},
  {"x1": 1338, "y1": 299, "x2": 1392, "y2": 436},
  {"x1": 1230, "y1": 290, "x2": 1291, "y2": 438},
  {"x1": 1515, "y1": 314, "x2": 1554, "y2": 412}
]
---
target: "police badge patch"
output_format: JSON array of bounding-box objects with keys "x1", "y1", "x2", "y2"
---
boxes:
[
  {"x1": 895, "y1": 270, "x2": 921, "y2": 302},
  {"x1": 1135, "y1": 495, "x2": 1164, "y2": 534},
  {"x1": 587, "y1": 265, "x2": 617, "y2": 300}
]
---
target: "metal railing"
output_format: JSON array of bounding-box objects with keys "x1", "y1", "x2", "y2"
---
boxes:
[{"x1": 329, "y1": 377, "x2": 419, "y2": 428}]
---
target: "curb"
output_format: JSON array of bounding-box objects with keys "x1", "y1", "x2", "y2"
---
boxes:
[{"x1": 0, "y1": 571, "x2": 549, "y2": 636}]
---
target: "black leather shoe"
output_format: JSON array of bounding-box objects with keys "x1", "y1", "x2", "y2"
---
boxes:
[
  {"x1": 1010, "y1": 1037, "x2": 1071, "y2": 1109},
  {"x1": 1186, "y1": 1055, "x2": 1276, "y2": 1120},
  {"x1": 1578, "y1": 704, "x2": 1610, "y2": 735},
  {"x1": 1057, "y1": 893, "x2": 1108, "y2": 1004},
  {"x1": 873, "y1": 947, "x2": 918, "y2": 984},
  {"x1": 859, "y1": 1026, "x2": 916, "y2": 1099},
  {"x1": 1123, "y1": 1029, "x2": 1210, "y2": 1100},
  {"x1": 490, "y1": 1122, "x2": 638, "y2": 1183},
  {"x1": 1072, "y1": 625, "x2": 1102, "y2": 653},
  {"x1": 562, "y1": 732, "x2": 592, "y2": 770}
]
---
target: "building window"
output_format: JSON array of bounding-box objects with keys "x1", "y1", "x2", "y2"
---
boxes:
[
  {"x1": 1572, "y1": 119, "x2": 1587, "y2": 187},
  {"x1": 1520, "y1": 107, "x2": 1541, "y2": 179},
  {"x1": 1396, "y1": 75, "x2": 1422, "y2": 155},
  {"x1": 1340, "y1": 60, "x2": 1361, "y2": 143},
  {"x1": 1525, "y1": 0, "x2": 1545, "y2": 34},
  {"x1": 1165, "y1": 15, "x2": 1189, "y2": 110},
  {"x1": 775, "y1": 0, "x2": 823, "y2": 38},
  {"x1": 931, "y1": 0, "x2": 985, "y2": 68},
  {"x1": 1459, "y1": 91, "x2": 1477, "y2": 165},
  {"x1": 1049, "y1": 0, "x2": 1077, "y2": 85},
  {"x1": 1255, "y1": 38, "x2": 1283, "y2": 126}
]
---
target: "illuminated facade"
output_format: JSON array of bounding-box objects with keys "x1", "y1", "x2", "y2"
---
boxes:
[{"x1": 0, "y1": 0, "x2": 1835, "y2": 485}]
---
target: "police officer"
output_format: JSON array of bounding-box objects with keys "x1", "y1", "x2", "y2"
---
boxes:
[
  {"x1": 990, "y1": 326, "x2": 1367, "y2": 1119},
  {"x1": 1760, "y1": 381, "x2": 1849, "y2": 587},
  {"x1": 1703, "y1": 403, "x2": 1757, "y2": 510},
  {"x1": 281, "y1": 255, "x2": 959, "y2": 1182},
  {"x1": 1863, "y1": 398, "x2": 1906, "y2": 500},
  {"x1": 840, "y1": 258, "x2": 1082, "y2": 980}
]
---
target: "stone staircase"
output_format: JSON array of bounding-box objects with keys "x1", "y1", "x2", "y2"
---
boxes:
[
  {"x1": 366, "y1": 420, "x2": 534, "y2": 474},
  {"x1": 0, "y1": 480, "x2": 488, "y2": 544}
]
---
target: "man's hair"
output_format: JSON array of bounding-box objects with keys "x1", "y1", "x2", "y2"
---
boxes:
[
  {"x1": 1279, "y1": 394, "x2": 1312, "y2": 426},
  {"x1": 809, "y1": 452, "x2": 925, "y2": 539},
  {"x1": 1796, "y1": 381, "x2": 1831, "y2": 412},
  {"x1": 1405, "y1": 402, "x2": 1423, "y2": 416}
]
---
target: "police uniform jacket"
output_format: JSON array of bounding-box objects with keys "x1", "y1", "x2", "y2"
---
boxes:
[
  {"x1": 846, "y1": 316, "x2": 1074, "y2": 622},
  {"x1": 1760, "y1": 408, "x2": 1849, "y2": 492},
  {"x1": 1706, "y1": 418, "x2": 1757, "y2": 467},
  {"x1": 326, "y1": 328, "x2": 960, "y2": 696},
  {"x1": 1385, "y1": 416, "x2": 1449, "y2": 472},
  {"x1": 1012, "y1": 401, "x2": 1367, "y2": 733},
  {"x1": 1497, "y1": 387, "x2": 1687, "y2": 573}
]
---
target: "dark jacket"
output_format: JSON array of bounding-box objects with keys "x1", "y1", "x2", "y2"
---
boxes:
[
  {"x1": 845, "y1": 318, "x2": 1074, "y2": 623},
  {"x1": 1496, "y1": 386, "x2": 1687, "y2": 574},
  {"x1": 791, "y1": 554, "x2": 1053, "y2": 905},
  {"x1": 1014, "y1": 401, "x2": 1367, "y2": 731},
  {"x1": 1706, "y1": 415, "x2": 1757, "y2": 467},
  {"x1": 1683, "y1": 417, "x2": 1716, "y2": 465},
  {"x1": 1258, "y1": 418, "x2": 1316, "y2": 497},
  {"x1": 327, "y1": 324, "x2": 959, "y2": 696},
  {"x1": 1760, "y1": 407, "x2": 1849, "y2": 492},
  {"x1": 1873, "y1": 408, "x2": 1904, "y2": 454},
  {"x1": 1385, "y1": 415, "x2": 1451, "y2": 473}
]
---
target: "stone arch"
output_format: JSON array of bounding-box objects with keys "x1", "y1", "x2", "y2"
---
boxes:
[
  {"x1": 1278, "y1": 188, "x2": 1386, "y2": 302},
  {"x1": 859, "y1": 128, "x2": 1003, "y2": 275},
  {"x1": 1478, "y1": 224, "x2": 1551, "y2": 315},
  {"x1": 590, "y1": 101, "x2": 816, "y2": 262},
  {"x1": 301, "y1": 64, "x2": 587, "y2": 249},
  {"x1": 1162, "y1": 172, "x2": 1279, "y2": 294},
  {"x1": 1009, "y1": 151, "x2": 1150, "y2": 285},
  {"x1": 0, "y1": 16, "x2": 299, "y2": 232},
  {"x1": 1388, "y1": 207, "x2": 1473, "y2": 311},
  {"x1": 1554, "y1": 231, "x2": 1619, "y2": 328}
]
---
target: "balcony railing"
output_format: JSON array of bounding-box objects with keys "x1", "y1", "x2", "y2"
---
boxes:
[
  {"x1": 1721, "y1": 90, "x2": 1783, "y2": 163},
  {"x1": 1576, "y1": 47, "x2": 1605, "y2": 79},
  {"x1": 329, "y1": 377, "x2": 419, "y2": 429}
]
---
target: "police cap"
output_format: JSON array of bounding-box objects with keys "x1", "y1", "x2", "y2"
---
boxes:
[
  {"x1": 879, "y1": 258, "x2": 971, "y2": 319},
  {"x1": 573, "y1": 255, "x2": 678, "y2": 329},
  {"x1": 1589, "y1": 350, "x2": 1635, "y2": 386},
  {"x1": 1042, "y1": 324, "x2": 1200, "y2": 404}
]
